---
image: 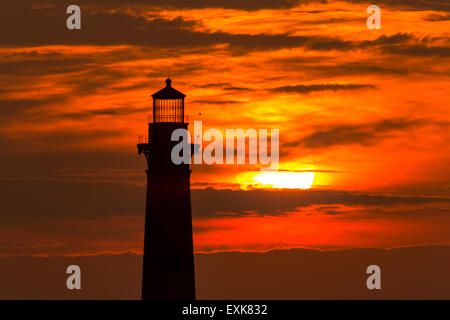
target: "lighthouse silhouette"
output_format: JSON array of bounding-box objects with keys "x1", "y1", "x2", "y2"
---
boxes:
[{"x1": 138, "y1": 78, "x2": 196, "y2": 300}]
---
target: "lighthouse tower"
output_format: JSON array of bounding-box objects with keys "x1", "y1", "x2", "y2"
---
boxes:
[{"x1": 138, "y1": 78, "x2": 196, "y2": 300}]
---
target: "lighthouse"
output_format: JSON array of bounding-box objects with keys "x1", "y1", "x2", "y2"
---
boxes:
[{"x1": 138, "y1": 78, "x2": 196, "y2": 300}]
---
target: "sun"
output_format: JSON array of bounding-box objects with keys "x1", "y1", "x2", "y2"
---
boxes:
[{"x1": 251, "y1": 171, "x2": 315, "y2": 189}]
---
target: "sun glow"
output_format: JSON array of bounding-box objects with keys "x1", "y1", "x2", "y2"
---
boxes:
[{"x1": 252, "y1": 172, "x2": 315, "y2": 189}]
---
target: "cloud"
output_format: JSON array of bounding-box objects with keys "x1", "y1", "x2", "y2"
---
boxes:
[
  {"x1": 270, "y1": 57, "x2": 410, "y2": 76},
  {"x1": 0, "y1": 128, "x2": 124, "y2": 154},
  {"x1": 194, "y1": 83, "x2": 253, "y2": 92},
  {"x1": 69, "y1": 0, "x2": 302, "y2": 11},
  {"x1": 1, "y1": 246, "x2": 450, "y2": 299},
  {"x1": 362, "y1": 33, "x2": 450, "y2": 58},
  {"x1": 52, "y1": 106, "x2": 149, "y2": 120},
  {"x1": 423, "y1": 13, "x2": 450, "y2": 21},
  {"x1": 222, "y1": 86, "x2": 253, "y2": 91},
  {"x1": 381, "y1": 45, "x2": 450, "y2": 57},
  {"x1": 83, "y1": 0, "x2": 450, "y2": 12},
  {"x1": 195, "y1": 83, "x2": 233, "y2": 88},
  {"x1": 0, "y1": 52, "x2": 90, "y2": 76},
  {"x1": 4, "y1": 0, "x2": 449, "y2": 14},
  {"x1": 61, "y1": 68, "x2": 137, "y2": 96},
  {"x1": 0, "y1": 48, "x2": 160, "y2": 77},
  {"x1": 0, "y1": 4, "x2": 357, "y2": 53},
  {"x1": 0, "y1": 253, "x2": 143, "y2": 299},
  {"x1": 291, "y1": 118, "x2": 427, "y2": 149},
  {"x1": 196, "y1": 246, "x2": 450, "y2": 299},
  {"x1": 345, "y1": 0, "x2": 450, "y2": 12},
  {"x1": 1, "y1": 176, "x2": 449, "y2": 222},
  {"x1": 0, "y1": 78, "x2": 148, "y2": 125},
  {"x1": 3, "y1": 3, "x2": 443, "y2": 58},
  {"x1": 192, "y1": 100, "x2": 242, "y2": 105},
  {"x1": 0, "y1": 96, "x2": 68, "y2": 123},
  {"x1": 357, "y1": 33, "x2": 450, "y2": 58},
  {"x1": 360, "y1": 33, "x2": 414, "y2": 47},
  {"x1": 270, "y1": 83, "x2": 375, "y2": 94},
  {"x1": 164, "y1": 0, "x2": 302, "y2": 10},
  {"x1": 0, "y1": 180, "x2": 145, "y2": 222},
  {"x1": 316, "y1": 62, "x2": 409, "y2": 76},
  {"x1": 191, "y1": 188, "x2": 450, "y2": 218},
  {"x1": 0, "y1": 151, "x2": 144, "y2": 179}
]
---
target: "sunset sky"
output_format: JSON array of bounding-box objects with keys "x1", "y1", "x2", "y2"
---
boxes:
[{"x1": 0, "y1": 0, "x2": 449, "y2": 257}]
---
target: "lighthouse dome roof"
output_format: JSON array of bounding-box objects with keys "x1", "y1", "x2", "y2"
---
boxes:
[{"x1": 151, "y1": 78, "x2": 186, "y2": 99}]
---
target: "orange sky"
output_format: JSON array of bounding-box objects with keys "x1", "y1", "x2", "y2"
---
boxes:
[{"x1": 0, "y1": 0, "x2": 449, "y2": 256}]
